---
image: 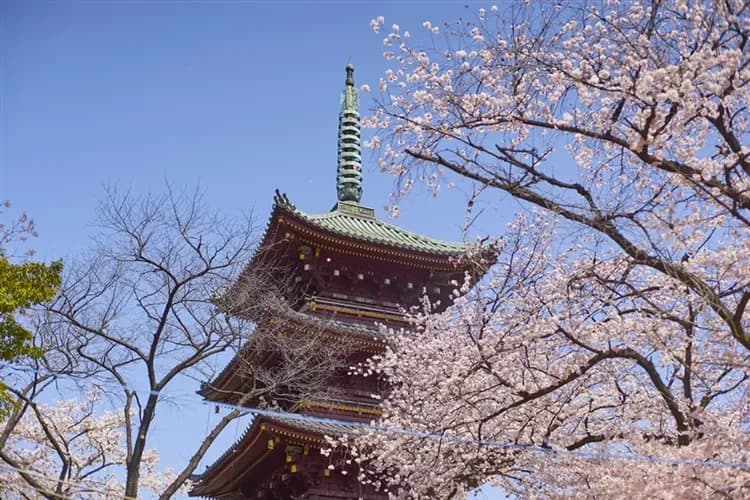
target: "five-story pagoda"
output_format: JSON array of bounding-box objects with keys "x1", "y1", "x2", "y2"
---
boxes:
[{"x1": 190, "y1": 65, "x2": 482, "y2": 499}]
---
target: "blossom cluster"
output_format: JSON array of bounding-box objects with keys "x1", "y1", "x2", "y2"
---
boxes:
[
  {"x1": 0, "y1": 390, "x2": 175, "y2": 498},
  {"x1": 357, "y1": 1, "x2": 750, "y2": 497}
]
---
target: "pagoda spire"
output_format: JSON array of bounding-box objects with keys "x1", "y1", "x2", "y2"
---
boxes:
[{"x1": 336, "y1": 62, "x2": 362, "y2": 203}]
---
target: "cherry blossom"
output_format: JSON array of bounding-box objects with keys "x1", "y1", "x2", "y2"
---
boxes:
[
  {"x1": 356, "y1": 1, "x2": 750, "y2": 497},
  {"x1": 0, "y1": 390, "x2": 173, "y2": 499}
]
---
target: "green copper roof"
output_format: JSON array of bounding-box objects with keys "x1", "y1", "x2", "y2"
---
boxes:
[
  {"x1": 274, "y1": 192, "x2": 469, "y2": 255},
  {"x1": 337, "y1": 63, "x2": 362, "y2": 203}
]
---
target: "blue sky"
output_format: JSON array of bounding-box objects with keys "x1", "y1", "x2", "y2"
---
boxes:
[
  {"x1": 1, "y1": 1, "x2": 509, "y2": 497},
  {"x1": 2, "y1": 0, "x2": 515, "y2": 261}
]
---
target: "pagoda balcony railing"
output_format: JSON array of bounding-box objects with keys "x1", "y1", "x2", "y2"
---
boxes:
[
  {"x1": 328, "y1": 291, "x2": 401, "y2": 310},
  {"x1": 304, "y1": 294, "x2": 405, "y2": 322},
  {"x1": 302, "y1": 399, "x2": 382, "y2": 420},
  {"x1": 309, "y1": 395, "x2": 380, "y2": 410}
]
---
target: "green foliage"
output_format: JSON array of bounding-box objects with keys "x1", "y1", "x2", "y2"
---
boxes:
[{"x1": 0, "y1": 256, "x2": 62, "y2": 418}]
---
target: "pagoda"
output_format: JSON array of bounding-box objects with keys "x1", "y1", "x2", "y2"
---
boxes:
[{"x1": 190, "y1": 64, "x2": 484, "y2": 499}]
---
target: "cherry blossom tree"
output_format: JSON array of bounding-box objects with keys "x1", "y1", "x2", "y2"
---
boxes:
[
  {"x1": 354, "y1": 1, "x2": 750, "y2": 497},
  {"x1": 0, "y1": 389, "x2": 170, "y2": 500}
]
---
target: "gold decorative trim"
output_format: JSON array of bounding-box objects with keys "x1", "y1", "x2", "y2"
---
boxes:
[
  {"x1": 313, "y1": 302, "x2": 404, "y2": 322},
  {"x1": 305, "y1": 400, "x2": 382, "y2": 416}
]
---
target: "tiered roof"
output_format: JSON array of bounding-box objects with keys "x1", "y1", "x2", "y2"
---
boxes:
[
  {"x1": 190, "y1": 414, "x2": 363, "y2": 498},
  {"x1": 198, "y1": 302, "x2": 384, "y2": 403}
]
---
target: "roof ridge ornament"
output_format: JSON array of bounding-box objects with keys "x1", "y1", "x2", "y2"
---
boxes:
[
  {"x1": 336, "y1": 62, "x2": 363, "y2": 204},
  {"x1": 273, "y1": 189, "x2": 296, "y2": 211}
]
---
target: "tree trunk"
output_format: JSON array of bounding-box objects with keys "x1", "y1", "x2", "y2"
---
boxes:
[{"x1": 124, "y1": 393, "x2": 159, "y2": 498}]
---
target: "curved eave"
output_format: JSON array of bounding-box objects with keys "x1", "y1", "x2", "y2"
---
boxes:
[
  {"x1": 199, "y1": 308, "x2": 385, "y2": 402},
  {"x1": 188, "y1": 416, "x2": 270, "y2": 498},
  {"x1": 228, "y1": 192, "x2": 493, "y2": 305},
  {"x1": 189, "y1": 414, "x2": 360, "y2": 498}
]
